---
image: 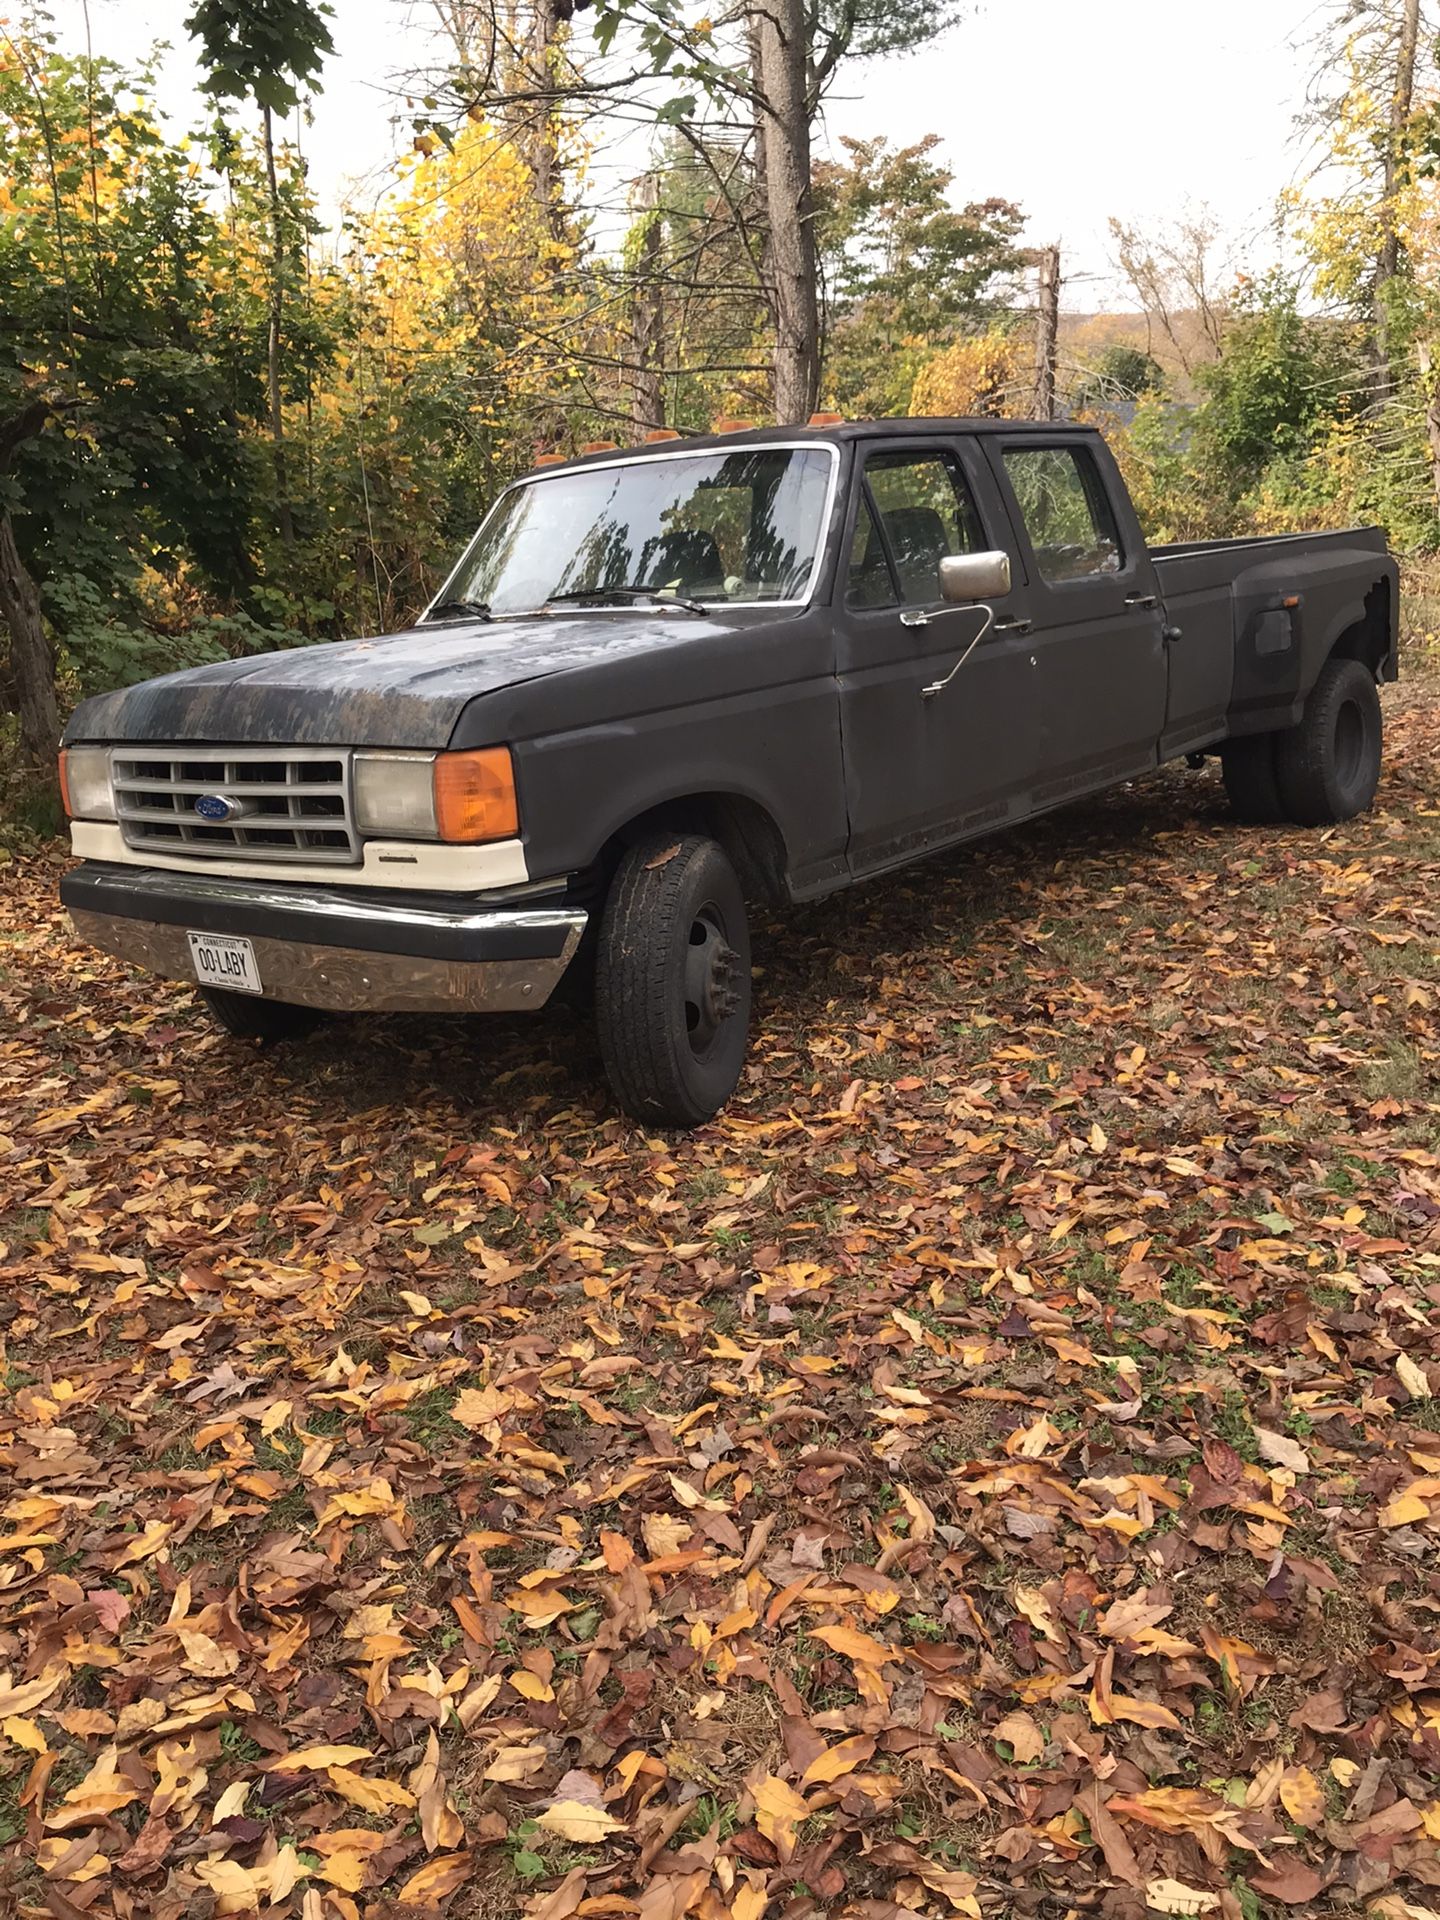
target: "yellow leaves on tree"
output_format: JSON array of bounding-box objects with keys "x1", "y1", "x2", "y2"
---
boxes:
[
  {"x1": 909, "y1": 330, "x2": 1025, "y2": 419},
  {"x1": 340, "y1": 118, "x2": 578, "y2": 420}
]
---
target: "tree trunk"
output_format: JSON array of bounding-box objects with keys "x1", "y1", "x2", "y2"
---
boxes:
[
  {"x1": 1374, "y1": 0, "x2": 1420, "y2": 398},
  {"x1": 630, "y1": 173, "x2": 664, "y2": 433},
  {"x1": 526, "y1": 0, "x2": 570, "y2": 252},
  {"x1": 262, "y1": 104, "x2": 294, "y2": 546},
  {"x1": 753, "y1": 0, "x2": 819, "y2": 423},
  {"x1": 1032, "y1": 244, "x2": 1060, "y2": 421},
  {"x1": 1417, "y1": 342, "x2": 1440, "y2": 520},
  {"x1": 0, "y1": 509, "x2": 61, "y2": 767}
]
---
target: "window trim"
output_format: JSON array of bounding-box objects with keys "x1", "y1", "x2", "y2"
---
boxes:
[
  {"x1": 847, "y1": 484, "x2": 902, "y2": 610},
  {"x1": 844, "y1": 443, "x2": 990, "y2": 612},
  {"x1": 998, "y1": 439, "x2": 1128, "y2": 588}
]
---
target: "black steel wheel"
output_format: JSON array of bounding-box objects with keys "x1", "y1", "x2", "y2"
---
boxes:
[
  {"x1": 1274, "y1": 656, "x2": 1383, "y2": 825},
  {"x1": 198, "y1": 986, "x2": 322, "y2": 1043},
  {"x1": 594, "y1": 832, "x2": 752, "y2": 1127}
]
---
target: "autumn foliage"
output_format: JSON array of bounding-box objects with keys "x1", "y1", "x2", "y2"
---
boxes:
[{"x1": 3, "y1": 681, "x2": 1440, "y2": 1916}]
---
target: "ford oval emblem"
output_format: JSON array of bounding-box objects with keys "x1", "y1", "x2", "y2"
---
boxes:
[{"x1": 195, "y1": 793, "x2": 237, "y2": 822}]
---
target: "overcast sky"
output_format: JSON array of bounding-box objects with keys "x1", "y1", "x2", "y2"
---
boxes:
[{"x1": 59, "y1": 0, "x2": 1320, "y2": 306}]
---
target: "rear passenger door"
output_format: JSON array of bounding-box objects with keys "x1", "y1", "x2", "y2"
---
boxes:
[
  {"x1": 835, "y1": 438, "x2": 1038, "y2": 875},
  {"x1": 988, "y1": 436, "x2": 1167, "y2": 805}
]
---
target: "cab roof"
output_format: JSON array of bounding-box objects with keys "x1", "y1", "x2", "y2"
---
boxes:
[{"x1": 532, "y1": 416, "x2": 1091, "y2": 476}]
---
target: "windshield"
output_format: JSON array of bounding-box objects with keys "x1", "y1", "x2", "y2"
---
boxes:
[{"x1": 436, "y1": 446, "x2": 834, "y2": 616}]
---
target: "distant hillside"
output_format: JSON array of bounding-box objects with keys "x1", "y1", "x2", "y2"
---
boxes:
[{"x1": 1061, "y1": 309, "x2": 1221, "y2": 400}]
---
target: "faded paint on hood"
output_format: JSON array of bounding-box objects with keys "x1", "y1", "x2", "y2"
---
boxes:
[{"x1": 63, "y1": 610, "x2": 727, "y2": 749}]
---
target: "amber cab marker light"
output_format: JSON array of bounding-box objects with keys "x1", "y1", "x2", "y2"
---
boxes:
[
  {"x1": 580, "y1": 439, "x2": 619, "y2": 455},
  {"x1": 643, "y1": 428, "x2": 680, "y2": 443},
  {"x1": 534, "y1": 450, "x2": 565, "y2": 467},
  {"x1": 711, "y1": 417, "x2": 753, "y2": 435},
  {"x1": 433, "y1": 747, "x2": 519, "y2": 844},
  {"x1": 808, "y1": 411, "x2": 845, "y2": 426},
  {"x1": 57, "y1": 748, "x2": 73, "y2": 818}
]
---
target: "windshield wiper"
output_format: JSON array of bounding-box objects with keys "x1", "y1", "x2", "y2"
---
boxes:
[
  {"x1": 544, "y1": 584, "x2": 709, "y2": 616},
  {"x1": 424, "y1": 598, "x2": 492, "y2": 623}
]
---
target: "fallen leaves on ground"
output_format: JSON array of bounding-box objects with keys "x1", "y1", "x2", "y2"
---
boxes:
[{"x1": 2, "y1": 680, "x2": 1440, "y2": 1920}]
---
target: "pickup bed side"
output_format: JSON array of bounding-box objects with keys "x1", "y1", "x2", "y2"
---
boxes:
[{"x1": 1154, "y1": 527, "x2": 1396, "y2": 741}]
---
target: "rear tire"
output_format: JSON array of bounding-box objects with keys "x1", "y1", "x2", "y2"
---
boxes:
[
  {"x1": 594, "y1": 833, "x2": 751, "y2": 1127},
  {"x1": 1274, "y1": 657, "x2": 1382, "y2": 826},
  {"x1": 198, "y1": 987, "x2": 321, "y2": 1044},
  {"x1": 1221, "y1": 732, "x2": 1286, "y2": 823}
]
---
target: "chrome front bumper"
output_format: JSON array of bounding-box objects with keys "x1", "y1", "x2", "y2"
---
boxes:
[{"x1": 62, "y1": 862, "x2": 586, "y2": 1014}]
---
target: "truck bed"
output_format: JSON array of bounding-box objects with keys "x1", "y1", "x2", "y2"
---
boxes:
[
  {"x1": 1151, "y1": 524, "x2": 1391, "y2": 589},
  {"x1": 1147, "y1": 524, "x2": 1396, "y2": 745}
]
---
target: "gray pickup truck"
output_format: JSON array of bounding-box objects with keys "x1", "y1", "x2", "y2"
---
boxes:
[{"x1": 60, "y1": 419, "x2": 1398, "y2": 1125}]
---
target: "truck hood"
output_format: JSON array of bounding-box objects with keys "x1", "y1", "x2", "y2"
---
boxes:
[{"x1": 64, "y1": 610, "x2": 725, "y2": 750}]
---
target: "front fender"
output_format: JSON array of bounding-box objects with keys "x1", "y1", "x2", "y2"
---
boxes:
[{"x1": 510, "y1": 678, "x2": 849, "y2": 901}]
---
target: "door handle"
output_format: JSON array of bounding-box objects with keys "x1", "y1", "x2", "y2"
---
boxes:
[
  {"x1": 1124, "y1": 592, "x2": 1158, "y2": 609},
  {"x1": 992, "y1": 615, "x2": 1032, "y2": 634}
]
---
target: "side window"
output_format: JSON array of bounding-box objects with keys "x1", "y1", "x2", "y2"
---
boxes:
[
  {"x1": 1002, "y1": 446, "x2": 1123, "y2": 584},
  {"x1": 857, "y1": 451, "x2": 985, "y2": 607},
  {"x1": 847, "y1": 496, "x2": 896, "y2": 608}
]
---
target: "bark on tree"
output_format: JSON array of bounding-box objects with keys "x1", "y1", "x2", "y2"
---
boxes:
[
  {"x1": 262, "y1": 104, "x2": 295, "y2": 546},
  {"x1": 0, "y1": 397, "x2": 65, "y2": 767},
  {"x1": 1374, "y1": 0, "x2": 1420, "y2": 399},
  {"x1": 0, "y1": 508, "x2": 60, "y2": 767},
  {"x1": 752, "y1": 0, "x2": 819, "y2": 423},
  {"x1": 1417, "y1": 342, "x2": 1440, "y2": 518},
  {"x1": 629, "y1": 173, "x2": 665, "y2": 432},
  {"x1": 1032, "y1": 244, "x2": 1060, "y2": 421}
]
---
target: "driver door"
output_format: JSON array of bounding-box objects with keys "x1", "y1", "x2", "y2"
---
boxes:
[{"x1": 835, "y1": 439, "x2": 1038, "y2": 877}]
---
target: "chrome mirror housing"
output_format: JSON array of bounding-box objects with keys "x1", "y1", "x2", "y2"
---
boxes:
[{"x1": 939, "y1": 549, "x2": 1011, "y2": 603}]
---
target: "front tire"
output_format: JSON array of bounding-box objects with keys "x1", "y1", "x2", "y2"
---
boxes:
[
  {"x1": 1274, "y1": 657, "x2": 1382, "y2": 825},
  {"x1": 594, "y1": 833, "x2": 752, "y2": 1127},
  {"x1": 198, "y1": 987, "x2": 321, "y2": 1044}
]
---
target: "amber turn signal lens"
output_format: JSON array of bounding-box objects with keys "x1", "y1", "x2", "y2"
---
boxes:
[
  {"x1": 433, "y1": 747, "x2": 519, "y2": 844},
  {"x1": 57, "y1": 748, "x2": 73, "y2": 818}
]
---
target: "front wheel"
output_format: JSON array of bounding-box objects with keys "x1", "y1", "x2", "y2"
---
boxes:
[
  {"x1": 594, "y1": 833, "x2": 752, "y2": 1127},
  {"x1": 198, "y1": 986, "x2": 322, "y2": 1044}
]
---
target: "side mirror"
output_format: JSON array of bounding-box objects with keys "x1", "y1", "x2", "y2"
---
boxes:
[{"x1": 939, "y1": 550, "x2": 1011, "y2": 603}]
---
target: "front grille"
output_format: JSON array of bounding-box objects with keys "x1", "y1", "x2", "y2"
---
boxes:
[{"x1": 112, "y1": 746, "x2": 359, "y2": 865}]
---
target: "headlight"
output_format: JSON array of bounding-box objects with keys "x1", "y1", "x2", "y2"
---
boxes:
[
  {"x1": 353, "y1": 752, "x2": 438, "y2": 838},
  {"x1": 353, "y1": 747, "x2": 519, "y2": 844},
  {"x1": 58, "y1": 746, "x2": 116, "y2": 822}
]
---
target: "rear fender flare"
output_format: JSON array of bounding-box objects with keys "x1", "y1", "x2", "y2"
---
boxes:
[{"x1": 1314, "y1": 597, "x2": 1369, "y2": 673}]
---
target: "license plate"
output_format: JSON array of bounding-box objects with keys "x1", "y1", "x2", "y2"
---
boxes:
[{"x1": 187, "y1": 931, "x2": 262, "y2": 995}]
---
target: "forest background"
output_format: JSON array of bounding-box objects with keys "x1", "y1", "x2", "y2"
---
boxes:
[{"x1": 3, "y1": 0, "x2": 1440, "y2": 795}]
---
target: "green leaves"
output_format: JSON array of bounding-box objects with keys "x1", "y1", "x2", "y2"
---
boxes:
[{"x1": 184, "y1": 0, "x2": 337, "y2": 115}]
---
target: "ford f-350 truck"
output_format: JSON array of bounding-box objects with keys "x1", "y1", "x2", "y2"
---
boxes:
[{"x1": 60, "y1": 419, "x2": 1398, "y2": 1125}]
